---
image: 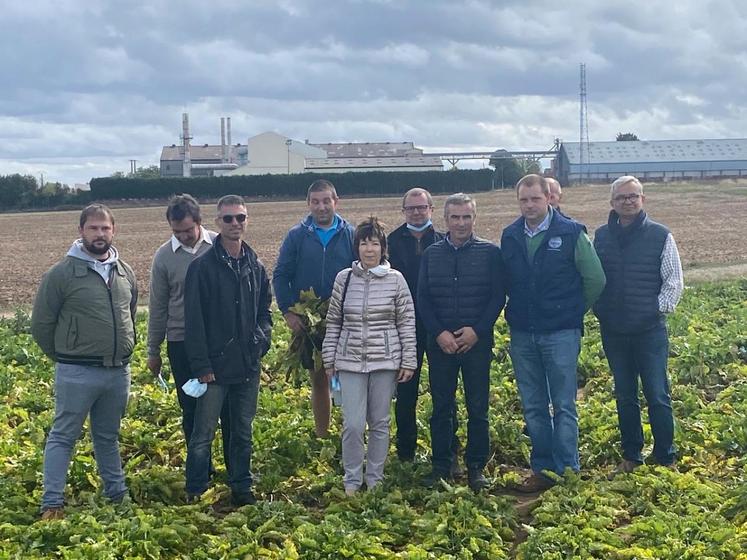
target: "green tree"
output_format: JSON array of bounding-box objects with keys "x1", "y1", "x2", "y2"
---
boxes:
[
  {"x1": 0, "y1": 174, "x2": 38, "y2": 209},
  {"x1": 129, "y1": 165, "x2": 160, "y2": 179},
  {"x1": 489, "y1": 151, "x2": 524, "y2": 189},
  {"x1": 616, "y1": 132, "x2": 639, "y2": 141}
]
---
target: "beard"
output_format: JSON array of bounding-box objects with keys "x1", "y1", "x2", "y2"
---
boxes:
[{"x1": 83, "y1": 238, "x2": 112, "y2": 256}]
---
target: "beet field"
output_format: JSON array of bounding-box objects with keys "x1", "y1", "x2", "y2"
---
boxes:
[{"x1": 0, "y1": 278, "x2": 745, "y2": 558}]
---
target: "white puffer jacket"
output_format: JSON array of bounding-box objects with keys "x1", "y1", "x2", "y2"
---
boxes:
[{"x1": 323, "y1": 260, "x2": 417, "y2": 373}]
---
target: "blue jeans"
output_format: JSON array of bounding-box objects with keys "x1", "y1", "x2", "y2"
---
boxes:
[
  {"x1": 601, "y1": 324, "x2": 675, "y2": 465},
  {"x1": 42, "y1": 363, "x2": 130, "y2": 510},
  {"x1": 185, "y1": 376, "x2": 259, "y2": 496},
  {"x1": 509, "y1": 329, "x2": 581, "y2": 475},
  {"x1": 427, "y1": 339, "x2": 492, "y2": 473}
]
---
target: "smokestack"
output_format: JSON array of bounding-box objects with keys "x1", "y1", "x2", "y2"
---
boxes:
[
  {"x1": 226, "y1": 117, "x2": 232, "y2": 162},
  {"x1": 182, "y1": 113, "x2": 192, "y2": 178},
  {"x1": 220, "y1": 117, "x2": 226, "y2": 163}
]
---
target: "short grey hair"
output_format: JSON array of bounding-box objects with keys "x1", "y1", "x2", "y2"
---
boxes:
[
  {"x1": 610, "y1": 175, "x2": 643, "y2": 198},
  {"x1": 443, "y1": 192, "x2": 476, "y2": 218},
  {"x1": 402, "y1": 187, "x2": 433, "y2": 207}
]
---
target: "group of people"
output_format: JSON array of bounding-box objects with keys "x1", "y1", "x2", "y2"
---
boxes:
[{"x1": 31, "y1": 173, "x2": 683, "y2": 519}]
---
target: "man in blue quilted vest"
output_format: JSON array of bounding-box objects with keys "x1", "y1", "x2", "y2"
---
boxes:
[
  {"x1": 502, "y1": 174, "x2": 605, "y2": 493},
  {"x1": 593, "y1": 175, "x2": 683, "y2": 475}
]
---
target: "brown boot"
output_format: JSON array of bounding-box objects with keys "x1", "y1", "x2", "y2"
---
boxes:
[
  {"x1": 40, "y1": 507, "x2": 64, "y2": 521},
  {"x1": 513, "y1": 473, "x2": 555, "y2": 494},
  {"x1": 615, "y1": 459, "x2": 642, "y2": 475}
]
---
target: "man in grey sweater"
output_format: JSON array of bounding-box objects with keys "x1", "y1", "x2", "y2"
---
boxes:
[{"x1": 147, "y1": 194, "x2": 230, "y2": 474}]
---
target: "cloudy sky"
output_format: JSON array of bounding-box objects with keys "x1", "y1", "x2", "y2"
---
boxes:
[{"x1": 1, "y1": 0, "x2": 746, "y2": 186}]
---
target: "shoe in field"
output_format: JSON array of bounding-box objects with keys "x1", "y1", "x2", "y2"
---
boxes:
[
  {"x1": 40, "y1": 507, "x2": 64, "y2": 521},
  {"x1": 513, "y1": 473, "x2": 555, "y2": 494}
]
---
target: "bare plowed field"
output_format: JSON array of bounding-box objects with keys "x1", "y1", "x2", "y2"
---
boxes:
[{"x1": 1, "y1": 182, "x2": 745, "y2": 309}]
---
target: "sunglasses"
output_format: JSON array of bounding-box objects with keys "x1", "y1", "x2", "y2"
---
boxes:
[{"x1": 221, "y1": 214, "x2": 247, "y2": 224}]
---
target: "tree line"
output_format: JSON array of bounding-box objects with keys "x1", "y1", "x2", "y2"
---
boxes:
[{"x1": 1, "y1": 164, "x2": 531, "y2": 211}]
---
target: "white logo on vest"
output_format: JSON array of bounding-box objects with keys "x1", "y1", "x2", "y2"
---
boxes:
[{"x1": 548, "y1": 236, "x2": 563, "y2": 250}]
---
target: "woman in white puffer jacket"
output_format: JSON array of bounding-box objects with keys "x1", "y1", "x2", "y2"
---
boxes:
[{"x1": 323, "y1": 217, "x2": 417, "y2": 496}]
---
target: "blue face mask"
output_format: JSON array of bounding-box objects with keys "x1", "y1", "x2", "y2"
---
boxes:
[
  {"x1": 406, "y1": 219, "x2": 432, "y2": 232},
  {"x1": 182, "y1": 378, "x2": 207, "y2": 398}
]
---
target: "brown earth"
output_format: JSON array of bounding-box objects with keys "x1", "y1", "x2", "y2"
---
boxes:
[{"x1": 1, "y1": 181, "x2": 745, "y2": 310}]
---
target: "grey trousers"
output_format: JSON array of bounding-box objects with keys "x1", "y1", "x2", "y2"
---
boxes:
[
  {"x1": 41, "y1": 363, "x2": 130, "y2": 510},
  {"x1": 338, "y1": 370, "x2": 397, "y2": 491}
]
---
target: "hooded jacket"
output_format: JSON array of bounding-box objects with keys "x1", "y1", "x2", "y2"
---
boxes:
[
  {"x1": 322, "y1": 261, "x2": 417, "y2": 374},
  {"x1": 31, "y1": 241, "x2": 138, "y2": 367}
]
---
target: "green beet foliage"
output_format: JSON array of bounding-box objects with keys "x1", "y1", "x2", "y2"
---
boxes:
[{"x1": 0, "y1": 281, "x2": 745, "y2": 558}]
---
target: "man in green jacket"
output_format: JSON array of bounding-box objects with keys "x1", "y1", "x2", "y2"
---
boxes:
[{"x1": 32, "y1": 204, "x2": 137, "y2": 520}]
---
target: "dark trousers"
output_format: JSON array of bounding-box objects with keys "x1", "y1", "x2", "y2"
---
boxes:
[
  {"x1": 185, "y1": 376, "x2": 259, "y2": 496},
  {"x1": 395, "y1": 324, "x2": 459, "y2": 460},
  {"x1": 167, "y1": 341, "x2": 231, "y2": 474},
  {"x1": 601, "y1": 324, "x2": 676, "y2": 465},
  {"x1": 427, "y1": 338, "x2": 492, "y2": 473}
]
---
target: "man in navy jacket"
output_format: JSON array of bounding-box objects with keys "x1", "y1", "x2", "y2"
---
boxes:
[
  {"x1": 418, "y1": 193, "x2": 506, "y2": 491},
  {"x1": 273, "y1": 179, "x2": 355, "y2": 437},
  {"x1": 388, "y1": 188, "x2": 460, "y2": 470}
]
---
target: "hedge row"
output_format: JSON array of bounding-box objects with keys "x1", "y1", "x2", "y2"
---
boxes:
[{"x1": 89, "y1": 169, "x2": 497, "y2": 200}]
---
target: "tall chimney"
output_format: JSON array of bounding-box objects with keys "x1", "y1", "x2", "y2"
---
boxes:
[
  {"x1": 226, "y1": 117, "x2": 232, "y2": 162},
  {"x1": 220, "y1": 117, "x2": 226, "y2": 163},
  {"x1": 182, "y1": 113, "x2": 192, "y2": 178}
]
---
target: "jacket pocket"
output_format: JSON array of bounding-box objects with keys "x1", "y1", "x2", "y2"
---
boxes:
[
  {"x1": 384, "y1": 331, "x2": 390, "y2": 355},
  {"x1": 341, "y1": 331, "x2": 351, "y2": 356},
  {"x1": 253, "y1": 328, "x2": 270, "y2": 358},
  {"x1": 66, "y1": 316, "x2": 79, "y2": 349}
]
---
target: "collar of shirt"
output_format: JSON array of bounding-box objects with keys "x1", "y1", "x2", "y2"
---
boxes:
[
  {"x1": 446, "y1": 233, "x2": 474, "y2": 250},
  {"x1": 523, "y1": 207, "x2": 553, "y2": 238},
  {"x1": 313, "y1": 214, "x2": 339, "y2": 232},
  {"x1": 171, "y1": 226, "x2": 213, "y2": 254}
]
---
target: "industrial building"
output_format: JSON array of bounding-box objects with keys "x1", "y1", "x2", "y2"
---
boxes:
[
  {"x1": 160, "y1": 115, "x2": 246, "y2": 178},
  {"x1": 159, "y1": 114, "x2": 443, "y2": 178},
  {"x1": 556, "y1": 139, "x2": 747, "y2": 185}
]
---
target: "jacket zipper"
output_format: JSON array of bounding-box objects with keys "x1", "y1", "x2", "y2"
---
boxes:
[
  {"x1": 361, "y1": 273, "x2": 370, "y2": 372},
  {"x1": 453, "y1": 249, "x2": 459, "y2": 324},
  {"x1": 104, "y1": 276, "x2": 117, "y2": 366}
]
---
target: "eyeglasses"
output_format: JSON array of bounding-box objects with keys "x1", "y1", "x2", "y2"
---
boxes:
[
  {"x1": 221, "y1": 214, "x2": 247, "y2": 224},
  {"x1": 403, "y1": 205, "x2": 431, "y2": 213},
  {"x1": 613, "y1": 193, "x2": 642, "y2": 203}
]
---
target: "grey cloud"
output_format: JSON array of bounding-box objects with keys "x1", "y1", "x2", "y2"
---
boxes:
[{"x1": 1, "y1": 0, "x2": 746, "y2": 185}]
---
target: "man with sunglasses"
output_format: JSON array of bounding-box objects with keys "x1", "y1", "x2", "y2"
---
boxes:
[
  {"x1": 387, "y1": 188, "x2": 460, "y2": 471},
  {"x1": 183, "y1": 195, "x2": 272, "y2": 505},
  {"x1": 273, "y1": 179, "x2": 355, "y2": 438},
  {"x1": 593, "y1": 175, "x2": 683, "y2": 475},
  {"x1": 147, "y1": 194, "x2": 231, "y2": 478}
]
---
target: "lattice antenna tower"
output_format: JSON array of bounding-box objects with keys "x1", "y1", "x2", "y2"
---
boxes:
[{"x1": 579, "y1": 63, "x2": 590, "y2": 184}]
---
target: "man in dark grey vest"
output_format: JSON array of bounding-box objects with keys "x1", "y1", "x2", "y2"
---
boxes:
[{"x1": 593, "y1": 175, "x2": 683, "y2": 474}]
